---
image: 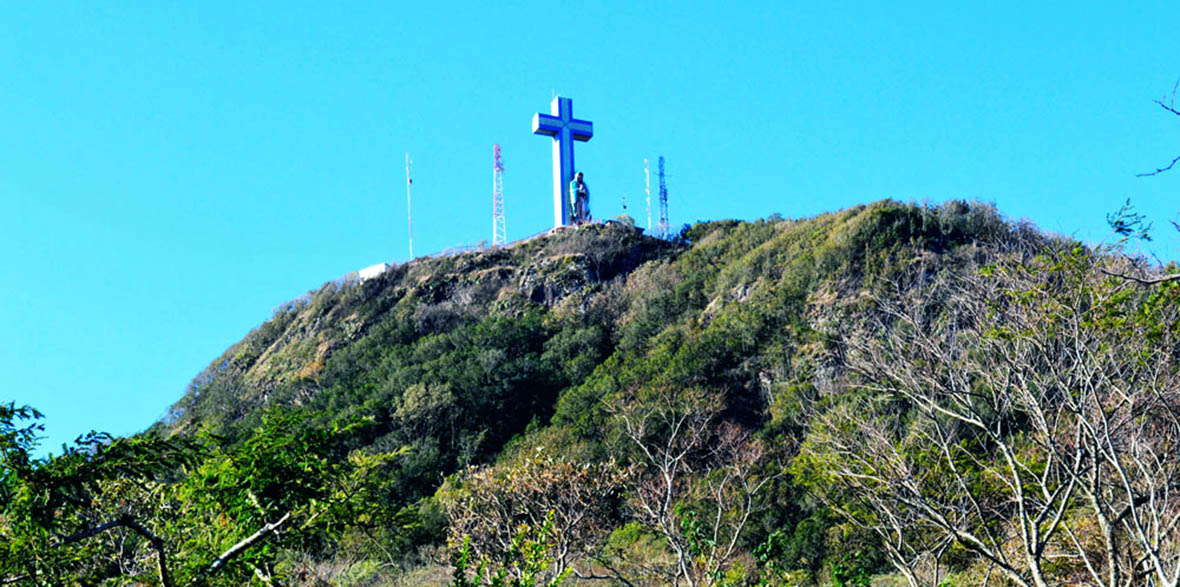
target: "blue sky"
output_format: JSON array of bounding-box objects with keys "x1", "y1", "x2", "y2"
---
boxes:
[{"x1": 2, "y1": 2, "x2": 1177, "y2": 451}]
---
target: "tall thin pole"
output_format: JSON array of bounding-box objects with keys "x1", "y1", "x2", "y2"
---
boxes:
[
  {"x1": 492, "y1": 145, "x2": 506, "y2": 247},
  {"x1": 405, "y1": 153, "x2": 414, "y2": 259},
  {"x1": 657, "y1": 156, "x2": 669, "y2": 239},
  {"x1": 644, "y1": 158, "x2": 652, "y2": 233}
]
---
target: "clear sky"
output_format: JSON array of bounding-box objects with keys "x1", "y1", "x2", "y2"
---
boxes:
[{"x1": 2, "y1": 2, "x2": 1177, "y2": 452}]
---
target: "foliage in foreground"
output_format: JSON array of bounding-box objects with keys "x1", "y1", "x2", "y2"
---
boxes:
[{"x1": 0, "y1": 406, "x2": 416, "y2": 584}]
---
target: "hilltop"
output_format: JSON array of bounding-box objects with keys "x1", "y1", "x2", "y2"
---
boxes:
[
  {"x1": 159, "y1": 220, "x2": 681, "y2": 442},
  {"x1": 6, "y1": 200, "x2": 1178, "y2": 586}
]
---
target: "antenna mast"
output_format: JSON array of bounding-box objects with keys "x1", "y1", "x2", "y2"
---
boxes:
[
  {"x1": 405, "y1": 152, "x2": 414, "y2": 259},
  {"x1": 657, "y1": 156, "x2": 669, "y2": 238},
  {"x1": 644, "y1": 158, "x2": 652, "y2": 233},
  {"x1": 492, "y1": 145, "x2": 506, "y2": 247}
]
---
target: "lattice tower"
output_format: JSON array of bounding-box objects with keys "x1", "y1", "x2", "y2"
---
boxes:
[
  {"x1": 492, "y1": 145, "x2": 506, "y2": 247},
  {"x1": 657, "y1": 156, "x2": 669, "y2": 238}
]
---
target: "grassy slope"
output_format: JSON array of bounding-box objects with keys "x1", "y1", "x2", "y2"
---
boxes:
[{"x1": 156, "y1": 199, "x2": 1033, "y2": 581}]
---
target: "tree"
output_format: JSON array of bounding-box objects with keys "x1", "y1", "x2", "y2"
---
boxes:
[
  {"x1": 0, "y1": 403, "x2": 201, "y2": 585},
  {"x1": 797, "y1": 246, "x2": 1180, "y2": 586},
  {"x1": 450, "y1": 514, "x2": 568, "y2": 587},
  {"x1": 606, "y1": 386, "x2": 778, "y2": 586},
  {"x1": 444, "y1": 451, "x2": 633, "y2": 583},
  {"x1": 0, "y1": 406, "x2": 405, "y2": 585}
]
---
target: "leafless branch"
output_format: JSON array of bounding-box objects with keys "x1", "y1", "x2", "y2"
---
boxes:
[
  {"x1": 1138, "y1": 80, "x2": 1180, "y2": 176},
  {"x1": 1099, "y1": 268, "x2": 1180, "y2": 285},
  {"x1": 1156, "y1": 79, "x2": 1180, "y2": 116},
  {"x1": 56, "y1": 514, "x2": 173, "y2": 587},
  {"x1": 1137, "y1": 155, "x2": 1180, "y2": 177},
  {"x1": 202, "y1": 511, "x2": 292, "y2": 578}
]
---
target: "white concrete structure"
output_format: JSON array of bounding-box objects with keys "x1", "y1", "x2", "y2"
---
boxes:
[
  {"x1": 532, "y1": 96, "x2": 593, "y2": 228},
  {"x1": 358, "y1": 263, "x2": 390, "y2": 282}
]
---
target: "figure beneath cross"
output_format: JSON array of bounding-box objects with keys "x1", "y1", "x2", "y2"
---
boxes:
[
  {"x1": 569, "y1": 171, "x2": 590, "y2": 224},
  {"x1": 533, "y1": 96, "x2": 593, "y2": 228}
]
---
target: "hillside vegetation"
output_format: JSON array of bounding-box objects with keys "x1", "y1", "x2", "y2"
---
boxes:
[{"x1": 3, "y1": 200, "x2": 1178, "y2": 586}]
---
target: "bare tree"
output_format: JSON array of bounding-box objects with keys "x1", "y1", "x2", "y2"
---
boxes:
[
  {"x1": 801, "y1": 247, "x2": 1180, "y2": 586},
  {"x1": 607, "y1": 386, "x2": 777, "y2": 586}
]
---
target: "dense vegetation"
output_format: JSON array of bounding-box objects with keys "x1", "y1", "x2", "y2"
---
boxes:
[{"x1": 3, "y1": 201, "x2": 1178, "y2": 585}]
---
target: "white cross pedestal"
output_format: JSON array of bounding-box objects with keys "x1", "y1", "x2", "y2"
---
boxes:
[{"x1": 533, "y1": 96, "x2": 594, "y2": 228}]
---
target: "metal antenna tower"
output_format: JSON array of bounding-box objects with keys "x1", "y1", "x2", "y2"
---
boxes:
[
  {"x1": 644, "y1": 158, "x2": 652, "y2": 233},
  {"x1": 657, "y1": 156, "x2": 669, "y2": 238},
  {"x1": 492, "y1": 144, "x2": 506, "y2": 247},
  {"x1": 405, "y1": 152, "x2": 414, "y2": 259}
]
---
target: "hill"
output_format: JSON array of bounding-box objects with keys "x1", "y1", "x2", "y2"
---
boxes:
[
  {"x1": 162, "y1": 201, "x2": 1010, "y2": 441},
  {"x1": 5, "y1": 200, "x2": 1178, "y2": 585},
  {"x1": 160, "y1": 220, "x2": 678, "y2": 444}
]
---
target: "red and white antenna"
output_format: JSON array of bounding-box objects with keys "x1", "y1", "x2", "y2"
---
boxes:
[
  {"x1": 492, "y1": 145, "x2": 506, "y2": 247},
  {"x1": 405, "y1": 152, "x2": 414, "y2": 259}
]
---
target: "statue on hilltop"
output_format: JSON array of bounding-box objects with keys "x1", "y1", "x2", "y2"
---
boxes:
[{"x1": 569, "y1": 171, "x2": 590, "y2": 224}]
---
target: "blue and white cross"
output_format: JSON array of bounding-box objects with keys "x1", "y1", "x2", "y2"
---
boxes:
[{"x1": 533, "y1": 96, "x2": 594, "y2": 228}]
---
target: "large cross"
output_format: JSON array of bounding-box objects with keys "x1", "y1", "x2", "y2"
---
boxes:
[{"x1": 533, "y1": 96, "x2": 593, "y2": 228}]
